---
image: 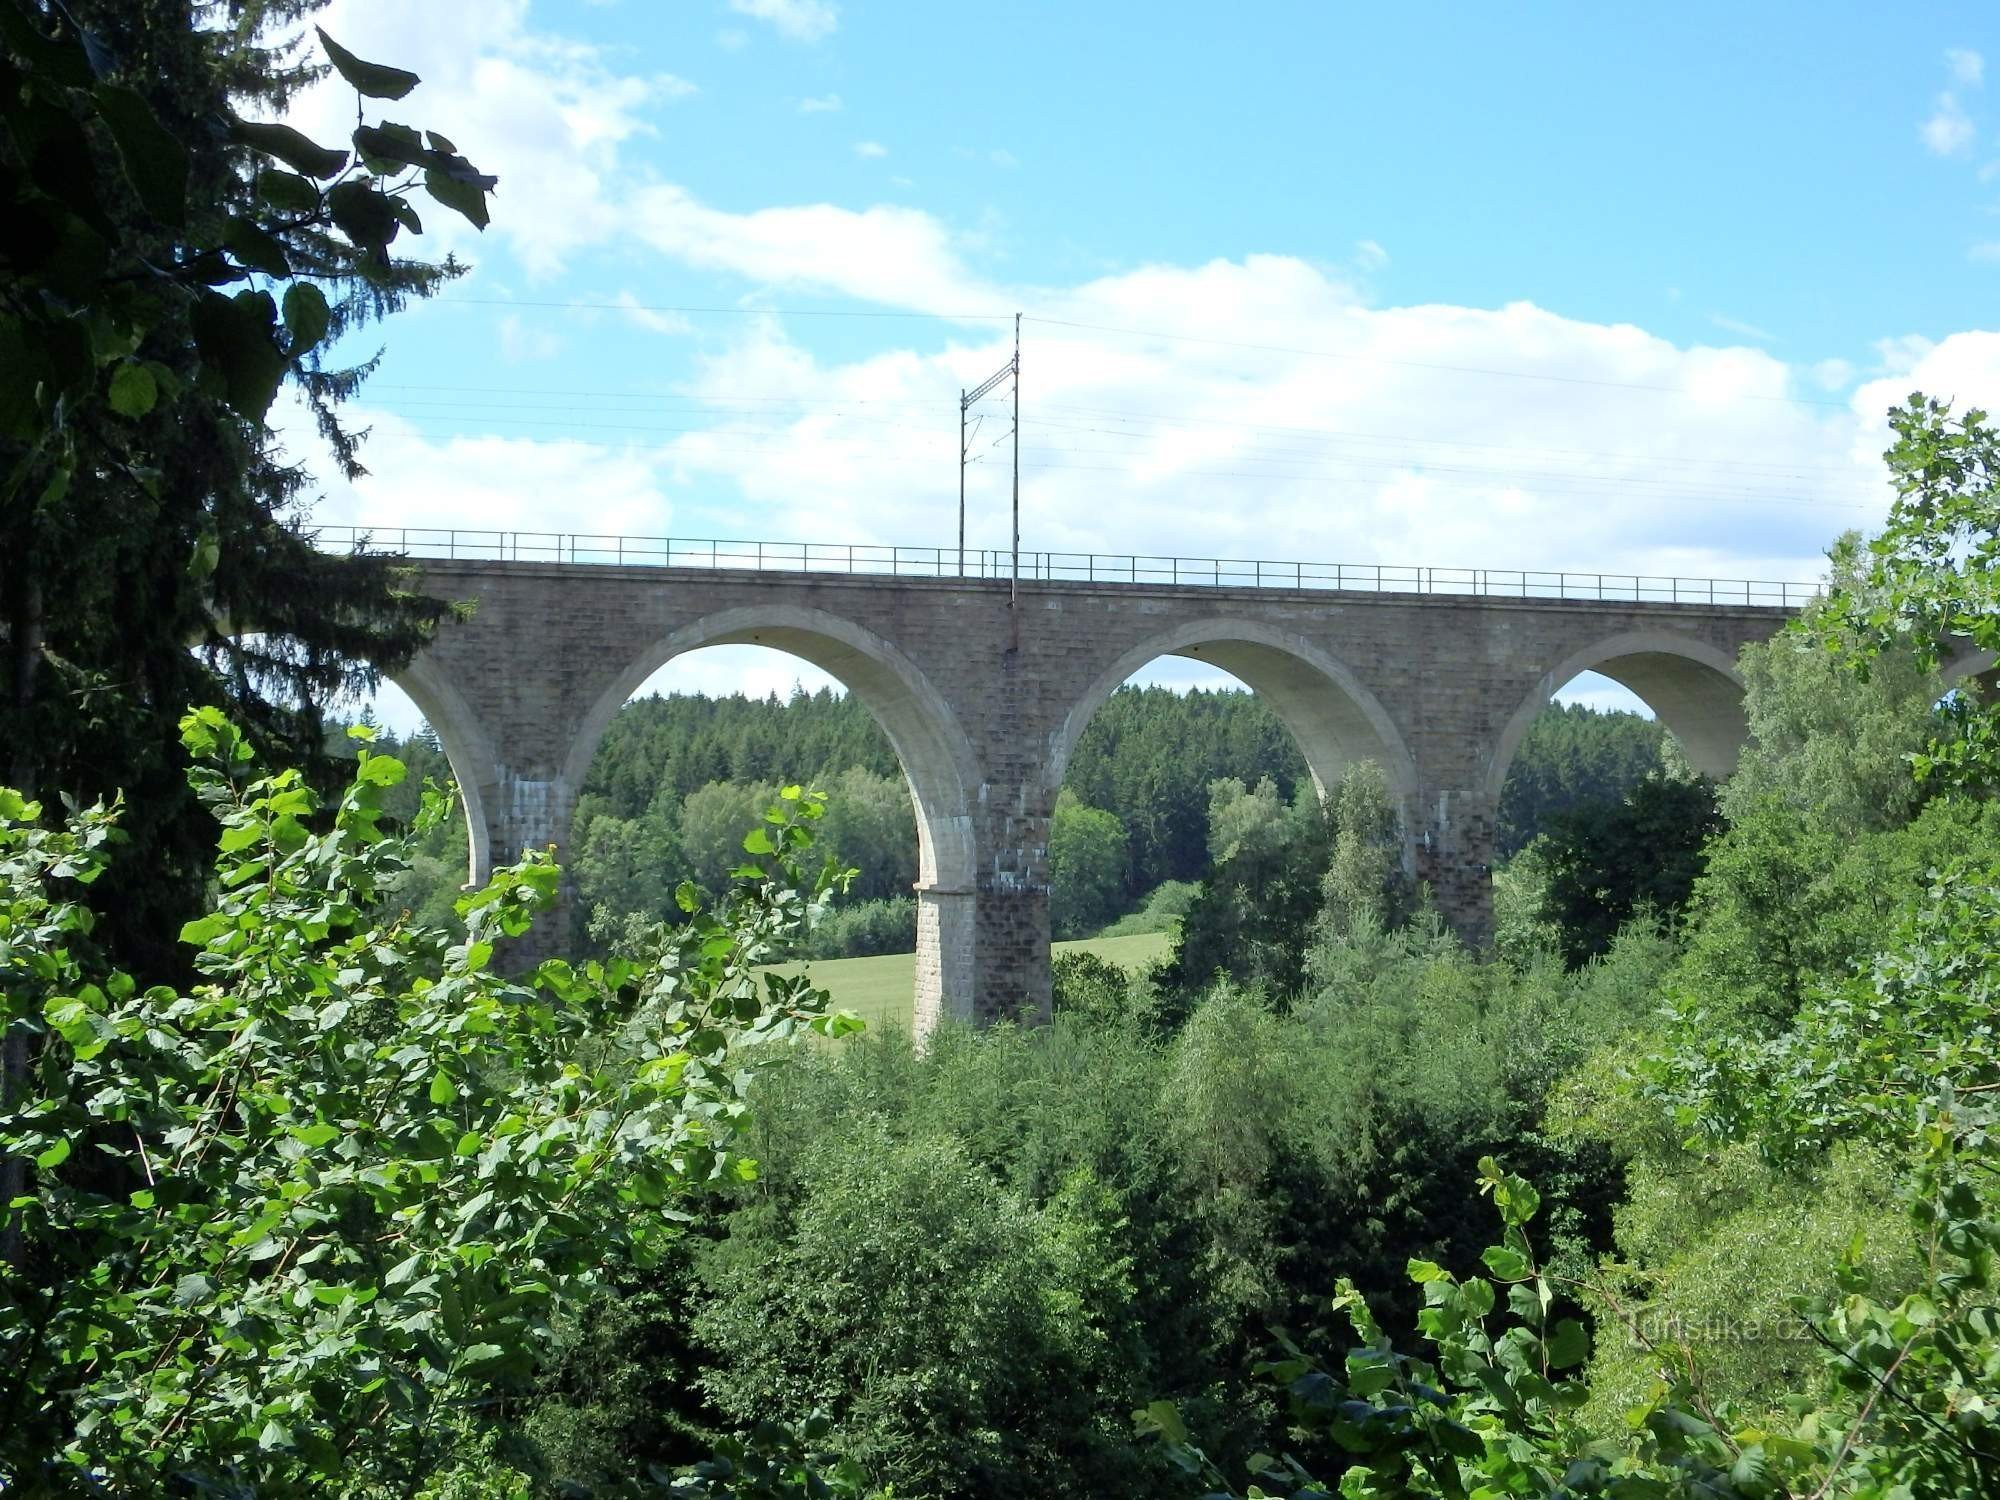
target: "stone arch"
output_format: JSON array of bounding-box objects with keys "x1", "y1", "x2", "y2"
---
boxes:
[
  {"x1": 1484, "y1": 629, "x2": 1748, "y2": 800},
  {"x1": 565, "y1": 604, "x2": 982, "y2": 1029},
  {"x1": 1051, "y1": 618, "x2": 1419, "y2": 861},
  {"x1": 390, "y1": 651, "x2": 499, "y2": 888}
]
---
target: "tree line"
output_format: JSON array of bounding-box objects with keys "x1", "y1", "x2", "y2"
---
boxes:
[{"x1": 523, "y1": 683, "x2": 1671, "y2": 951}]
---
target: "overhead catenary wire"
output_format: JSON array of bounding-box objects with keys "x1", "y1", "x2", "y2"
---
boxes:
[
  {"x1": 361, "y1": 384, "x2": 1866, "y2": 482},
  {"x1": 363, "y1": 402, "x2": 1877, "y2": 504},
  {"x1": 434, "y1": 295, "x2": 1855, "y2": 410},
  {"x1": 366, "y1": 408, "x2": 1881, "y2": 513}
]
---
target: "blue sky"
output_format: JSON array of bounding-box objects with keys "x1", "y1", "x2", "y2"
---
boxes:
[{"x1": 290, "y1": 0, "x2": 2000, "y2": 717}]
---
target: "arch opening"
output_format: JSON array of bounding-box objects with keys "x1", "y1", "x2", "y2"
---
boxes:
[
  {"x1": 1485, "y1": 631, "x2": 1749, "y2": 805},
  {"x1": 1049, "y1": 619, "x2": 1419, "y2": 952},
  {"x1": 565, "y1": 607, "x2": 980, "y2": 1035},
  {"x1": 389, "y1": 653, "x2": 497, "y2": 892}
]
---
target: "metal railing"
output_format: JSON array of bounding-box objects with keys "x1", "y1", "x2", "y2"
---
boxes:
[{"x1": 311, "y1": 525, "x2": 1815, "y2": 608}]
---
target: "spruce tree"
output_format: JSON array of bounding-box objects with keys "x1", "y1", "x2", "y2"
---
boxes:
[{"x1": 0, "y1": 0, "x2": 493, "y2": 972}]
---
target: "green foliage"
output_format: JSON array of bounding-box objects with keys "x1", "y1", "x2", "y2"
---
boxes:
[
  {"x1": 1051, "y1": 788, "x2": 1129, "y2": 939},
  {"x1": 1164, "y1": 776, "x2": 1333, "y2": 1000},
  {"x1": 799, "y1": 896, "x2": 916, "y2": 959},
  {"x1": 1535, "y1": 774, "x2": 1722, "y2": 968},
  {"x1": 1098, "y1": 878, "x2": 1198, "y2": 938},
  {"x1": 1171, "y1": 396, "x2": 2000, "y2": 1499},
  {"x1": 1822, "y1": 394, "x2": 2000, "y2": 793},
  {"x1": 1497, "y1": 704, "x2": 1669, "y2": 858},
  {"x1": 698, "y1": 1130, "x2": 1143, "y2": 1499},
  {"x1": 1063, "y1": 685, "x2": 1309, "y2": 898},
  {"x1": 2, "y1": 2, "x2": 496, "y2": 978},
  {"x1": 1147, "y1": 1157, "x2": 1781, "y2": 1500},
  {"x1": 1310, "y1": 760, "x2": 1413, "y2": 947},
  {"x1": 0, "y1": 714, "x2": 851, "y2": 1493},
  {"x1": 1672, "y1": 792, "x2": 2000, "y2": 1033},
  {"x1": 519, "y1": 920, "x2": 1669, "y2": 1499}
]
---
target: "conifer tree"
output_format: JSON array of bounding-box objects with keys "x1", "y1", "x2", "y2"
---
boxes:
[{"x1": 0, "y1": 0, "x2": 493, "y2": 971}]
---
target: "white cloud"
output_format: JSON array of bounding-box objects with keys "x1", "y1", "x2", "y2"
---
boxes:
[
  {"x1": 1874, "y1": 333, "x2": 1937, "y2": 375},
  {"x1": 625, "y1": 185, "x2": 1004, "y2": 312},
  {"x1": 632, "y1": 645, "x2": 839, "y2": 700},
  {"x1": 715, "y1": 28, "x2": 749, "y2": 50},
  {"x1": 989, "y1": 148, "x2": 1018, "y2": 169},
  {"x1": 1924, "y1": 91, "x2": 1976, "y2": 155},
  {"x1": 289, "y1": 400, "x2": 677, "y2": 541},
  {"x1": 853, "y1": 140, "x2": 888, "y2": 159},
  {"x1": 497, "y1": 313, "x2": 563, "y2": 362},
  {"x1": 602, "y1": 252, "x2": 1901, "y2": 591},
  {"x1": 1353, "y1": 239, "x2": 1389, "y2": 271},
  {"x1": 290, "y1": 0, "x2": 685, "y2": 278},
  {"x1": 798, "y1": 93, "x2": 843, "y2": 113},
  {"x1": 1708, "y1": 312, "x2": 1775, "y2": 343},
  {"x1": 1971, "y1": 241, "x2": 2000, "y2": 264},
  {"x1": 728, "y1": 0, "x2": 838, "y2": 43},
  {"x1": 1842, "y1": 334, "x2": 2000, "y2": 486},
  {"x1": 1810, "y1": 358, "x2": 1855, "y2": 391},
  {"x1": 613, "y1": 292, "x2": 695, "y2": 336},
  {"x1": 1948, "y1": 47, "x2": 1985, "y2": 87}
]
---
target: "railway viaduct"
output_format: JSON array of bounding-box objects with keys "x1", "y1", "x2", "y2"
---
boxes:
[{"x1": 363, "y1": 532, "x2": 1807, "y2": 1036}]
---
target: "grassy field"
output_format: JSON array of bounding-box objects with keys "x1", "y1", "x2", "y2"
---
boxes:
[{"x1": 763, "y1": 928, "x2": 1173, "y2": 1034}]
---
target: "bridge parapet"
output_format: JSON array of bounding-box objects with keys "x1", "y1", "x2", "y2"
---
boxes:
[{"x1": 318, "y1": 525, "x2": 1816, "y2": 609}]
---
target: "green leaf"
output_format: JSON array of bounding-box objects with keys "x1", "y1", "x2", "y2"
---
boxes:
[
  {"x1": 108, "y1": 362, "x2": 157, "y2": 418},
  {"x1": 223, "y1": 215, "x2": 291, "y2": 277},
  {"x1": 35, "y1": 1137, "x2": 70, "y2": 1170},
  {"x1": 1480, "y1": 1245, "x2": 1530, "y2": 1281},
  {"x1": 291, "y1": 1123, "x2": 341, "y2": 1149},
  {"x1": 230, "y1": 116, "x2": 349, "y2": 179},
  {"x1": 93, "y1": 84, "x2": 188, "y2": 228},
  {"x1": 352, "y1": 121, "x2": 431, "y2": 172},
  {"x1": 384, "y1": 1252, "x2": 423, "y2": 1287},
  {"x1": 190, "y1": 289, "x2": 287, "y2": 421},
  {"x1": 1458, "y1": 1276, "x2": 1496, "y2": 1317},
  {"x1": 328, "y1": 178, "x2": 400, "y2": 254},
  {"x1": 1135, "y1": 1399, "x2": 1188, "y2": 1445},
  {"x1": 742, "y1": 827, "x2": 776, "y2": 855},
  {"x1": 279, "y1": 282, "x2": 331, "y2": 356},
  {"x1": 428, "y1": 1068, "x2": 456, "y2": 1106},
  {"x1": 317, "y1": 28, "x2": 422, "y2": 100},
  {"x1": 258, "y1": 169, "x2": 320, "y2": 214},
  {"x1": 179, "y1": 912, "x2": 230, "y2": 945},
  {"x1": 423, "y1": 161, "x2": 495, "y2": 231},
  {"x1": 356, "y1": 754, "x2": 408, "y2": 787},
  {"x1": 1546, "y1": 1317, "x2": 1589, "y2": 1369}
]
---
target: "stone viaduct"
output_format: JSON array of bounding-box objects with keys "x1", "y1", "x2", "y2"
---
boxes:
[{"x1": 382, "y1": 551, "x2": 1800, "y2": 1034}]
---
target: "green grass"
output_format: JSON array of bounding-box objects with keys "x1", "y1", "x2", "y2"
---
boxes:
[{"x1": 763, "y1": 928, "x2": 1173, "y2": 1035}]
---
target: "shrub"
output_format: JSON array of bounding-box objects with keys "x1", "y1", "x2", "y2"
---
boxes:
[
  {"x1": 801, "y1": 896, "x2": 918, "y2": 958},
  {"x1": 0, "y1": 713, "x2": 852, "y2": 1494}
]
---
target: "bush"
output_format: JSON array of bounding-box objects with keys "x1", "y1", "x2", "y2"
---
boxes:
[
  {"x1": 0, "y1": 713, "x2": 852, "y2": 1494},
  {"x1": 801, "y1": 895, "x2": 919, "y2": 958},
  {"x1": 696, "y1": 1129, "x2": 1149, "y2": 1499},
  {"x1": 1098, "y1": 879, "x2": 1199, "y2": 938}
]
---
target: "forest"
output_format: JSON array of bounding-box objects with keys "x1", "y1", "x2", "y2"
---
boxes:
[
  {"x1": 5, "y1": 6, "x2": 2000, "y2": 1497},
  {"x1": 370, "y1": 685, "x2": 1668, "y2": 957}
]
